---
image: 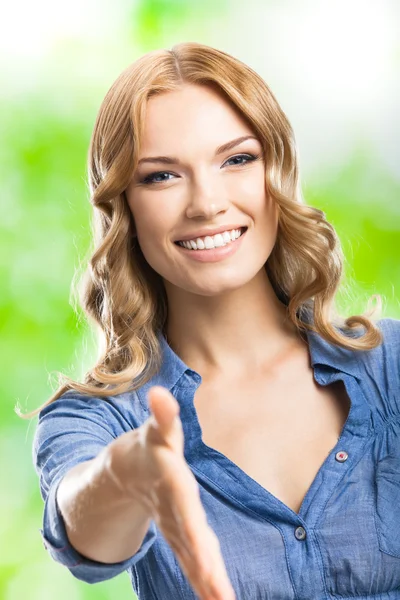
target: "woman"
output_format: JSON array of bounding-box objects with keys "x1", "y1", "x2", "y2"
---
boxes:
[{"x1": 23, "y1": 42, "x2": 400, "y2": 599}]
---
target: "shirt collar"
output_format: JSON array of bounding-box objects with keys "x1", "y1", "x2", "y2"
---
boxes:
[
  {"x1": 303, "y1": 325, "x2": 361, "y2": 379},
  {"x1": 137, "y1": 330, "x2": 194, "y2": 403},
  {"x1": 137, "y1": 316, "x2": 361, "y2": 401}
]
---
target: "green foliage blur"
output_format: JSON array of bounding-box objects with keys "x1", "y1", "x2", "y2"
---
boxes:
[{"x1": 1, "y1": 0, "x2": 398, "y2": 598}]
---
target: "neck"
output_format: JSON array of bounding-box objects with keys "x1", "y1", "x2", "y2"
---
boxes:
[{"x1": 164, "y1": 269, "x2": 304, "y2": 381}]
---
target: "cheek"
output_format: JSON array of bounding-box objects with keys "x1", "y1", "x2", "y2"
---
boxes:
[
  {"x1": 232, "y1": 169, "x2": 265, "y2": 197},
  {"x1": 129, "y1": 201, "x2": 178, "y2": 269},
  {"x1": 255, "y1": 195, "x2": 279, "y2": 247},
  {"x1": 128, "y1": 195, "x2": 173, "y2": 241}
]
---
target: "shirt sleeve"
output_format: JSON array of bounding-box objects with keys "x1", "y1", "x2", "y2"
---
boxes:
[{"x1": 32, "y1": 391, "x2": 157, "y2": 584}]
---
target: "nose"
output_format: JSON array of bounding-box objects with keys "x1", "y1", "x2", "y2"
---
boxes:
[{"x1": 185, "y1": 175, "x2": 230, "y2": 220}]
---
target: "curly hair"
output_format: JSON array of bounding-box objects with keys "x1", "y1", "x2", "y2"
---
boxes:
[{"x1": 17, "y1": 41, "x2": 383, "y2": 419}]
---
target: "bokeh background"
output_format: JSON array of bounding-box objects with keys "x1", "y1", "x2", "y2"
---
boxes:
[{"x1": 1, "y1": 0, "x2": 399, "y2": 597}]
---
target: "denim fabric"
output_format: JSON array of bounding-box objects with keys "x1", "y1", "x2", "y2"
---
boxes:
[{"x1": 33, "y1": 317, "x2": 400, "y2": 599}]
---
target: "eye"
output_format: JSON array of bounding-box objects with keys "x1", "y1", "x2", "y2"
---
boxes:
[
  {"x1": 223, "y1": 153, "x2": 259, "y2": 167},
  {"x1": 141, "y1": 171, "x2": 176, "y2": 185}
]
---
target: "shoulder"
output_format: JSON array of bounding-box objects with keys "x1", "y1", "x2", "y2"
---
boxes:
[
  {"x1": 373, "y1": 316, "x2": 400, "y2": 375},
  {"x1": 357, "y1": 317, "x2": 400, "y2": 371},
  {"x1": 35, "y1": 387, "x2": 150, "y2": 447},
  {"x1": 375, "y1": 316, "x2": 400, "y2": 344},
  {"x1": 33, "y1": 388, "x2": 151, "y2": 495},
  {"x1": 353, "y1": 317, "x2": 400, "y2": 416}
]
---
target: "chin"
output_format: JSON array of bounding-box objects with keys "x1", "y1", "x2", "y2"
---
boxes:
[{"x1": 180, "y1": 276, "x2": 251, "y2": 296}]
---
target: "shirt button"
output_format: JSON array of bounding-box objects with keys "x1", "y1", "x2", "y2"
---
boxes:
[
  {"x1": 294, "y1": 526, "x2": 306, "y2": 541},
  {"x1": 335, "y1": 450, "x2": 348, "y2": 462}
]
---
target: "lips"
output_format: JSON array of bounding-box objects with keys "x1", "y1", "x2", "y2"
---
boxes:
[{"x1": 174, "y1": 226, "x2": 247, "y2": 244}]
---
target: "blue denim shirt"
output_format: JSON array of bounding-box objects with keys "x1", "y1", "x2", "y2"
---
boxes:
[{"x1": 33, "y1": 317, "x2": 400, "y2": 599}]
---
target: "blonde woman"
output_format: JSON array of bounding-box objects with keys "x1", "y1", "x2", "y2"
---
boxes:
[{"x1": 22, "y1": 42, "x2": 400, "y2": 599}]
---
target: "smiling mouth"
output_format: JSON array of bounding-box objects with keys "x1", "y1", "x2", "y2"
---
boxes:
[{"x1": 174, "y1": 226, "x2": 248, "y2": 248}]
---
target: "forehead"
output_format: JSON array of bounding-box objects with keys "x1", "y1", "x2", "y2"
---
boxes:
[{"x1": 139, "y1": 84, "x2": 254, "y2": 153}]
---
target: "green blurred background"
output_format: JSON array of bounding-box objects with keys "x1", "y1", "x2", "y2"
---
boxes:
[{"x1": 1, "y1": 0, "x2": 399, "y2": 597}]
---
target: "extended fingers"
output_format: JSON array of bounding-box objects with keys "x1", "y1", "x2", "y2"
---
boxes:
[{"x1": 155, "y1": 467, "x2": 234, "y2": 598}]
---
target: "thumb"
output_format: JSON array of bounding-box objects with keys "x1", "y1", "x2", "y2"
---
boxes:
[{"x1": 147, "y1": 385, "x2": 183, "y2": 446}]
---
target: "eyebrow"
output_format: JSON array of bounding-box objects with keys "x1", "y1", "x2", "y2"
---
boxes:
[{"x1": 137, "y1": 135, "x2": 260, "y2": 166}]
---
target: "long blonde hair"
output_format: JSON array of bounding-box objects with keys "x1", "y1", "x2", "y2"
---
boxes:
[{"x1": 17, "y1": 41, "x2": 383, "y2": 419}]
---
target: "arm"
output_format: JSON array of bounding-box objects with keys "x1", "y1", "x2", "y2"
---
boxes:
[{"x1": 33, "y1": 393, "x2": 157, "y2": 583}]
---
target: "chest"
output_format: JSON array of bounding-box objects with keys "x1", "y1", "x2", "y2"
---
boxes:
[{"x1": 193, "y1": 374, "x2": 351, "y2": 514}]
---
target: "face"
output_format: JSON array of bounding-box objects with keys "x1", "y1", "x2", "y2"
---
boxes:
[{"x1": 125, "y1": 83, "x2": 279, "y2": 298}]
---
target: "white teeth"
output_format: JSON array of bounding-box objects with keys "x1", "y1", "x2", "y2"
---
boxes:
[
  {"x1": 178, "y1": 228, "x2": 244, "y2": 250},
  {"x1": 204, "y1": 235, "x2": 216, "y2": 249},
  {"x1": 212, "y1": 233, "x2": 225, "y2": 248}
]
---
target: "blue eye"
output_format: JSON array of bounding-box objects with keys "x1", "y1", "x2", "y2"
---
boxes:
[
  {"x1": 142, "y1": 172, "x2": 174, "y2": 185},
  {"x1": 140, "y1": 153, "x2": 259, "y2": 185},
  {"x1": 225, "y1": 153, "x2": 258, "y2": 167}
]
